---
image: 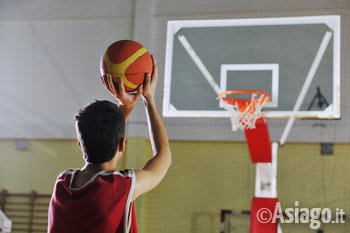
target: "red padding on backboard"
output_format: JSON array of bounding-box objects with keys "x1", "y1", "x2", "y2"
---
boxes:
[
  {"x1": 250, "y1": 197, "x2": 279, "y2": 233},
  {"x1": 244, "y1": 118, "x2": 272, "y2": 163}
]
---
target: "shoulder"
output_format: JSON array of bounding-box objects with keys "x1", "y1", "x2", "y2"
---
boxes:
[
  {"x1": 56, "y1": 169, "x2": 77, "y2": 181},
  {"x1": 116, "y1": 169, "x2": 134, "y2": 178},
  {"x1": 107, "y1": 169, "x2": 135, "y2": 183},
  {"x1": 109, "y1": 169, "x2": 135, "y2": 191}
]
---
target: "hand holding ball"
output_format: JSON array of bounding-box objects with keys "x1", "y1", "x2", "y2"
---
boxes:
[{"x1": 100, "y1": 40, "x2": 153, "y2": 92}]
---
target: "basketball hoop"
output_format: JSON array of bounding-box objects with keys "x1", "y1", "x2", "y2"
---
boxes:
[{"x1": 218, "y1": 90, "x2": 270, "y2": 131}]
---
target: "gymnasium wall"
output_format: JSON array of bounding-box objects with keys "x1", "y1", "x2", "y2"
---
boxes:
[
  {"x1": 0, "y1": 138, "x2": 150, "y2": 194},
  {"x1": 0, "y1": 0, "x2": 349, "y2": 143},
  {"x1": 0, "y1": 139, "x2": 83, "y2": 193},
  {"x1": 140, "y1": 141, "x2": 350, "y2": 233},
  {"x1": 1, "y1": 138, "x2": 350, "y2": 232},
  {"x1": 0, "y1": 0, "x2": 136, "y2": 138},
  {"x1": 1, "y1": 1, "x2": 349, "y2": 233}
]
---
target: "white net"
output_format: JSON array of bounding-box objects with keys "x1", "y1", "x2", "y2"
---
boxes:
[{"x1": 218, "y1": 93, "x2": 269, "y2": 131}]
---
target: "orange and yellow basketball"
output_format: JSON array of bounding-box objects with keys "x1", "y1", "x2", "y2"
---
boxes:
[{"x1": 100, "y1": 40, "x2": 153, "y2": 92}]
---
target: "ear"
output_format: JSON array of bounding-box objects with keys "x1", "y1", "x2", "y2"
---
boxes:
[{"x1": 118, "y1": 137, "x2": 125, "y2": 152}]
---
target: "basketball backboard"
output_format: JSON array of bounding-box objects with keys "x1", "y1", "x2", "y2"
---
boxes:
[{"x1": 163, "y1": 16, "x2": 340, "y2": 119}]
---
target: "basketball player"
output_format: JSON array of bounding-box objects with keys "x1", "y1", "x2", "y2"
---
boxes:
[{"x1": 48, "y1": 56, "x2": 172, "y2": 233}]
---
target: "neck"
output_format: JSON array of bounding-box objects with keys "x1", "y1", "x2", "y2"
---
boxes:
[{"x1": 82, "y1": 155, "x2": 118, "y2": 173}]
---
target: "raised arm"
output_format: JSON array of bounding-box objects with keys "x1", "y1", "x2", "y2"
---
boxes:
[{"x1": 132, "y1": 56, "x2": 172, "y2": 201}]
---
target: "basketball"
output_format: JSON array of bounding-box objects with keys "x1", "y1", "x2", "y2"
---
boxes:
[{"x1": 100, "y1": 40, "x2": 153, "y2": 92}]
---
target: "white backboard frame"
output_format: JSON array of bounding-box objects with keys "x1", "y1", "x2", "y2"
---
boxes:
[{"x1": 163, "y1": 15, "x2": 340, "y2": 119}]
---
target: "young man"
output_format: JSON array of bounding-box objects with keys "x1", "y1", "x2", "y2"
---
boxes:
[{"x1": 48, "y1": 56, "x2": 171, "y2": 233}]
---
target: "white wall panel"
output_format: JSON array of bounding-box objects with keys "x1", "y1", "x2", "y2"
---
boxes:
[
  {"x1": 154, "y1": 0, "x2": 348, "y2": 17},
  {"x1": 0, "y1": 0, "x2": 133, "y2": 20},
  {"x1": 0, "y1": 1, "x2": 135, "y2": 138}
]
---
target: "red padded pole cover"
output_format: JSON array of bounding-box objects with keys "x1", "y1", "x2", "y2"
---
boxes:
[
  {"x1": 250, "y1": 197, "x2": 279, "y2": 233},
  {"x1": 244, "y1": 117, "x2": 272, "y2": 163}
]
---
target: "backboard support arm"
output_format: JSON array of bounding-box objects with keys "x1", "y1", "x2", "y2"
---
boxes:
[
  {"x1": 177, "y1": 32, "x2": 222, "y2": 95},
  {"x1": 279, "y1": 30, "x2": 333, "y2": 145}
]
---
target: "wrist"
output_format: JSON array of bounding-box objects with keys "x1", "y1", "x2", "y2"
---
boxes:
[
  {"x1": 143, "y1": 96, "x2": 155, "y2": 106},
  {"x1": 118, "y1": 104, "x2": 134, "y2": 119},
  {"x1": 118, "y1": 103, "x2": 133, "y2": 111}
]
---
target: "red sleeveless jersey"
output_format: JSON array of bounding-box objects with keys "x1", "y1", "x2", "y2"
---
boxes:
[{"x1": 48, "y1": 169, "x2": 137, "y2": 233}]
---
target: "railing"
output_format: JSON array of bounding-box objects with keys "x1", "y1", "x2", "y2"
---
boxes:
[{"x1": 0, "y1": 190, "x2": 51, "y2": 233}]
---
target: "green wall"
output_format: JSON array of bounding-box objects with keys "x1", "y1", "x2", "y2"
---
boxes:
[
  {"x1": 0, "y1": 139, "x2": 84, "y2": 193},
  {"x1": 1, "y1": 139, "x2": 350, "y2": 233}
]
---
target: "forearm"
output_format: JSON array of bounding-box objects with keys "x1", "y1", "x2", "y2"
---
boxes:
[
  {"x1": 131, "y1": 57, "x2": 172, "y2": 201},
  {"x1": 132, "y1": 104, "x2": 172, "y2": 200},
  {"x1": 144, "y1": 98, "x2": 171, "y2": 159},
  {"x1": 118, "y1": 104, "x2": 134, "y2": 124}
]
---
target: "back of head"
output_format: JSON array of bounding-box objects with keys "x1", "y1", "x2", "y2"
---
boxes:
[{"x1": 75, "y1": 100, "x2": 125, "y2": 164}]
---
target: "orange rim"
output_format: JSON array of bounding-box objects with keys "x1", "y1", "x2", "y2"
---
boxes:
[{"x1": 218, "y1": 90, "x2": 270, "y2": 113}]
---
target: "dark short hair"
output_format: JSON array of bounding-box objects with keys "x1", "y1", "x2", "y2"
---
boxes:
[{"x1": 75, "y1": 100, "x2": 125, "y2": 164}]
